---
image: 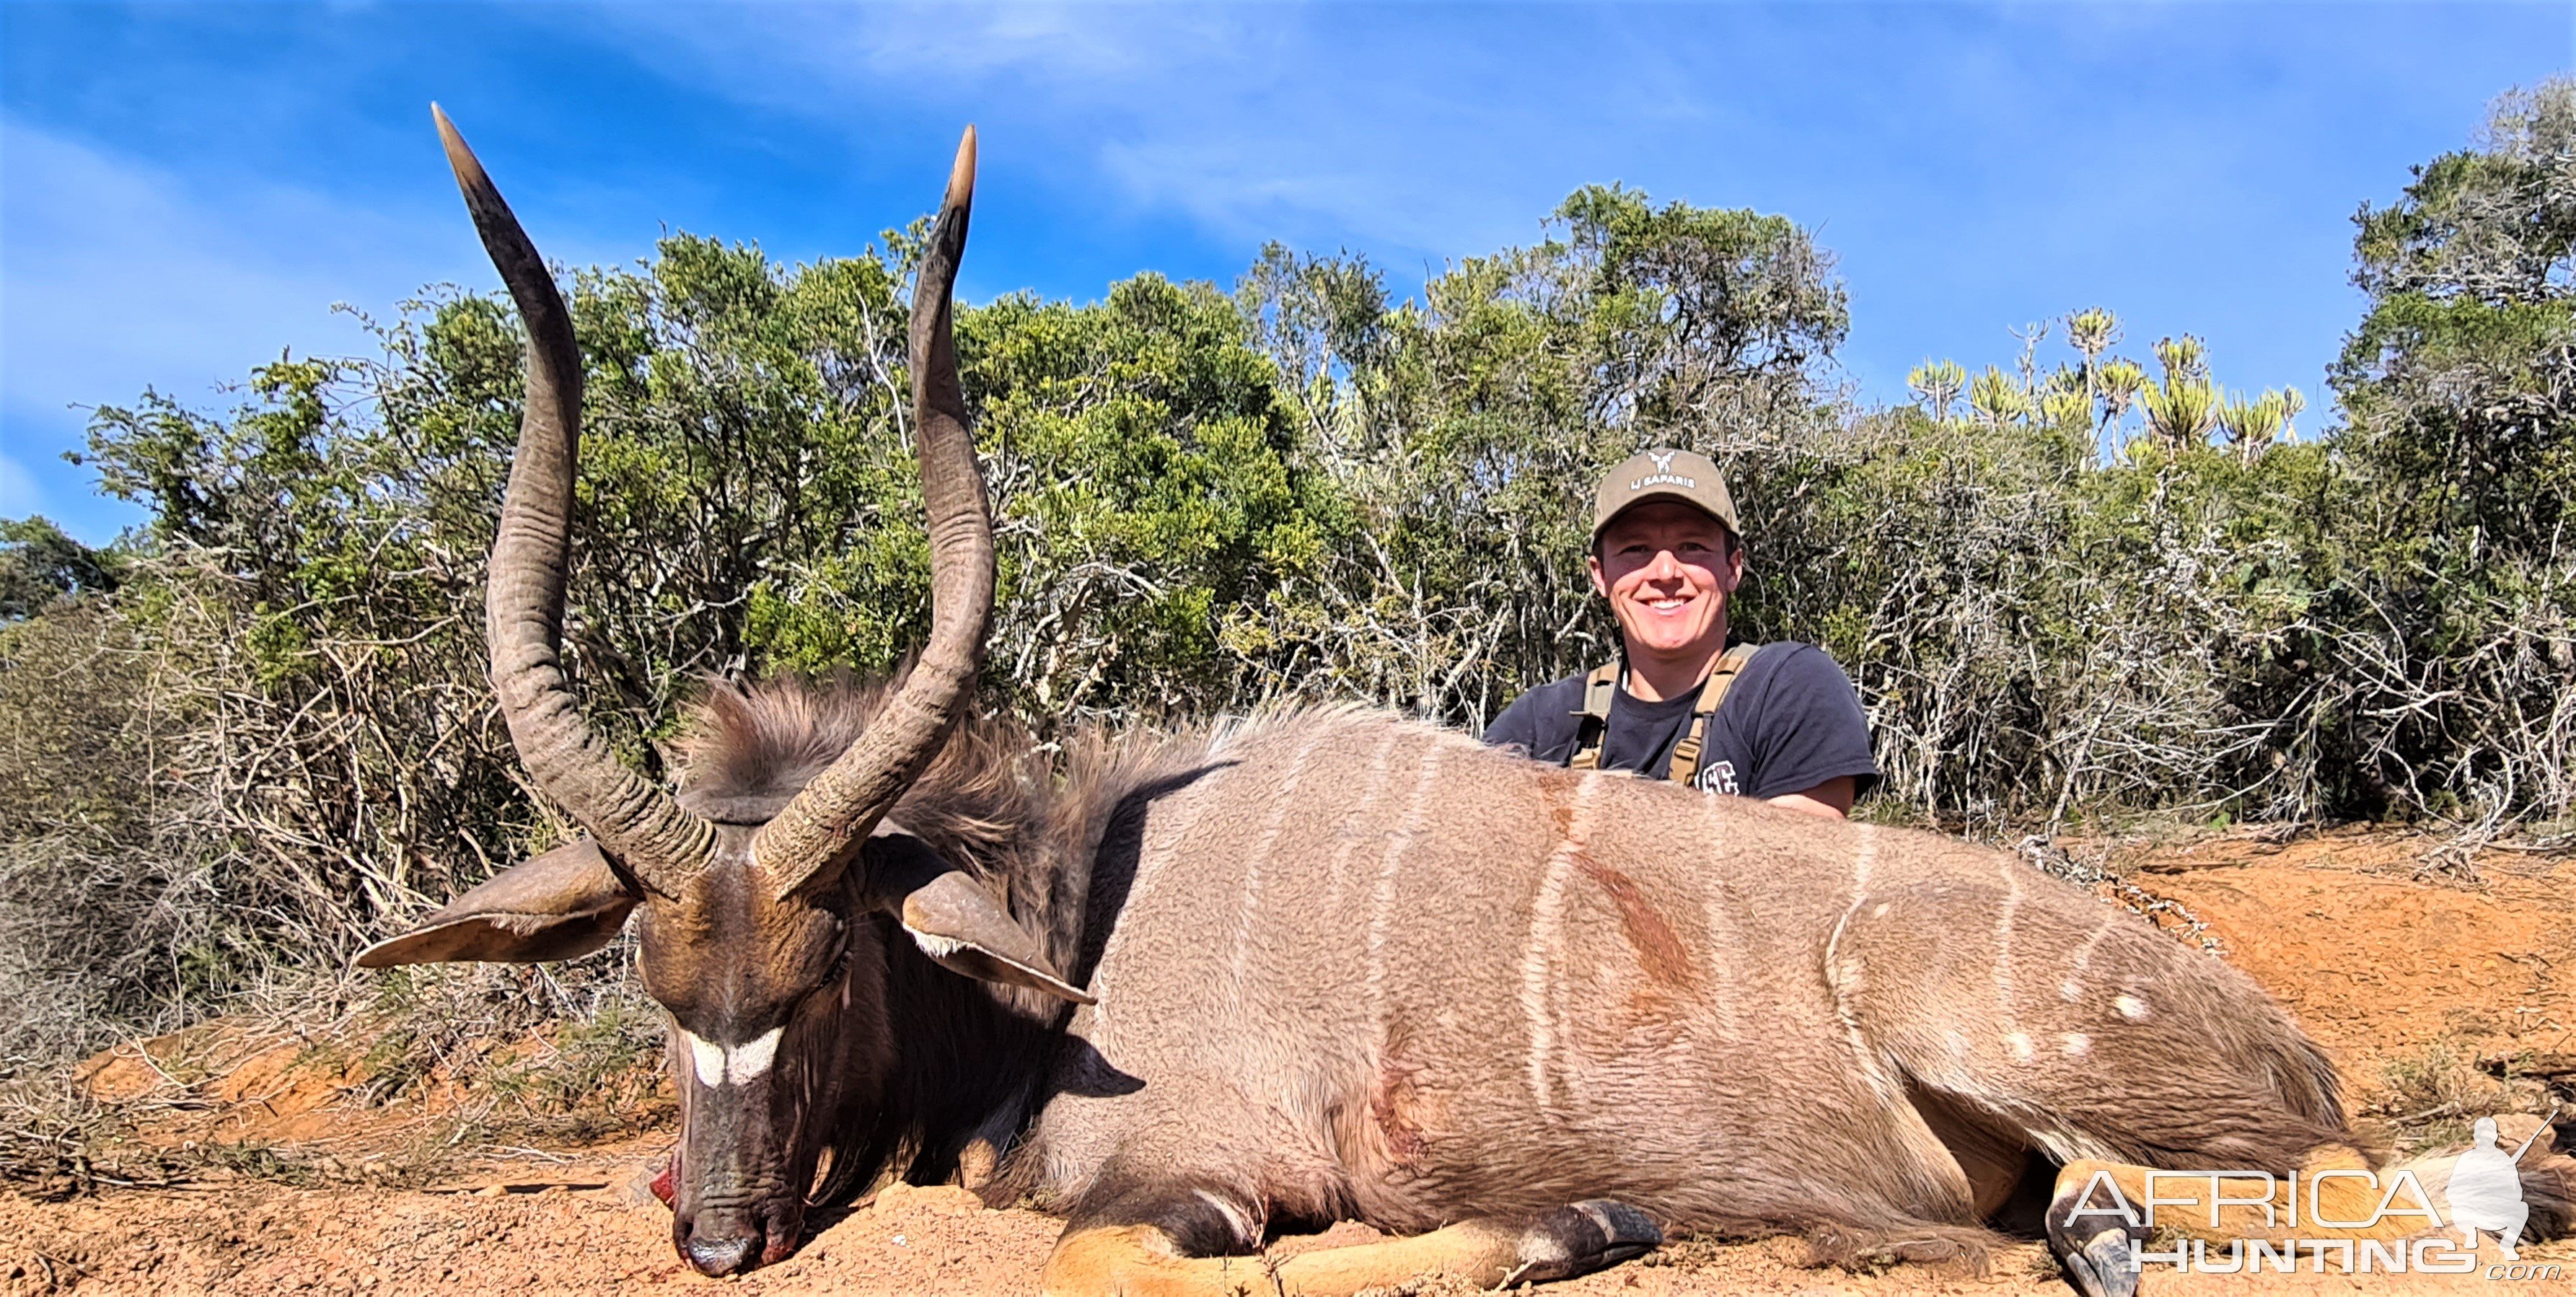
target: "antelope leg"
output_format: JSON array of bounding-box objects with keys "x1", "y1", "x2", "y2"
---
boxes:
[{"x1": 1041, "y1": 1200, "x2": 1661, "y2": 1296}]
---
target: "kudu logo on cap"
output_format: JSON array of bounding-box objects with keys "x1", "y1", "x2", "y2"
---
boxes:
[{"x1": 1592, "y1": 447, "x2": 1741, "y2": 540}]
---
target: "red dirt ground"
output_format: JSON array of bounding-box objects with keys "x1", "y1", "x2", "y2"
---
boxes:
[{"x1": 8, "y1": 830, "x2": 2573, "y2": 1296}]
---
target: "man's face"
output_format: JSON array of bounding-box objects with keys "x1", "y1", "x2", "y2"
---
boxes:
[{"x1": 1587, "y1": 501, "x2": 1742, "y2": 661}]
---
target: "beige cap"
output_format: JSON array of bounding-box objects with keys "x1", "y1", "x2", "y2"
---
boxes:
[{"x1": 1591, "y1": 447, "x2": 1740, "y2": 540}]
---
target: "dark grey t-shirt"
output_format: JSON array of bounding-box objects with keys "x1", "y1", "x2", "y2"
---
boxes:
[{"x1": 1482, "y1": 642, "x2": 1880, "y2": 799}]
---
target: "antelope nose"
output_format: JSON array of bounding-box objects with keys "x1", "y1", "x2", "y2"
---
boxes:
[{"x1": 685, "y1": 1233, "x2": 759, "y2": 1276}]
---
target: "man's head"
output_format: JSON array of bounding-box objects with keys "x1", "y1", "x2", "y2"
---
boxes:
[{"x1": 1587, "y1": 449, "x2": 1742, "y2": 668}]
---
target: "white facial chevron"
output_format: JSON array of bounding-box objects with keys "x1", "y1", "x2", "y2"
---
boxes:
[{"x1": 682, "y1": 1026, "x2": 785, "y2": 1087}]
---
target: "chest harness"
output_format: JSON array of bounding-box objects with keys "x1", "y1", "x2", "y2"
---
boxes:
[{"x1": 1567, "y1": 642, "x2": 1763, "y2": 786}]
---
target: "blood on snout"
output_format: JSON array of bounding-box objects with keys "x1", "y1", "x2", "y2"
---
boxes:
[{"x1": 651, "y1": 1157, "x2": 676, "y2": 1208}]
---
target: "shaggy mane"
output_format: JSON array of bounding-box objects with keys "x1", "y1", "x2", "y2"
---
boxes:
[
  {"x1": 665, "y1": 675, "x2": 1389, "y2": 887},
  {"x1": 670, "y1": 674, "x2": 1043, "y2": 872},
  {"x1": 671, "y1": 675, "x2": 876, "y2": 814}
]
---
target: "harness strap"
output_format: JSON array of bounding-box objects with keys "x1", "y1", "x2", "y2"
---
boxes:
[
  {"x1": 1668, "y1": 642, "x2": 1760, "y2": 787},
  {"x1": 1567, "y1": 643, "x2": 1763, "y2": 784},
  {"x1": 1565, "y1": 661, "x2": 1620, "y2": 770}
]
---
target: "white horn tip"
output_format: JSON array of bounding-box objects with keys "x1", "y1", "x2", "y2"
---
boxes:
[
  {"x1": 431, "y1": 105, "x2": 484, "y2": 184},
  {"x1": 947, "y1": 126, "x2": 977, "y2": 208}
]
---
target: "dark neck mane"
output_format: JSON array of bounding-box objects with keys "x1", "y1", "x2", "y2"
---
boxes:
[{"x1": 669, "y1": 674, "x2": 1224, "y2": 1199}]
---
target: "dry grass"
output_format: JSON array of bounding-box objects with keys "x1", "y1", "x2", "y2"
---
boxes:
[
  {"x1": 2363, "y1": 1037, "x2": 2565, "y2": 1156},
  {"x1": 0, "y1": 955, "x2": 667, "y2": 1199}
]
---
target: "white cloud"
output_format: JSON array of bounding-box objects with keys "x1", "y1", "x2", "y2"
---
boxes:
[
  {"x1": 1, "y1": 115, "x2": 386, "y2": 419},
  {"x1": 0, "y1": 115, "x2": 657, "y2": 541},
  {"x1": 0, "y1": 117, "x2": 467, "y2": 426},
  {"x1": 573, "y1": 4, "x2": 1641, "y2": 265},
  {"x1": 2, "y1": 113, "x2": 690, "y2": 452},
  {"x1": 835, "y1": 3, "x2": 1254, "y2": 84},
  {"x1": 600, "y1": 4, "x2": 1260, "y2": 102}
]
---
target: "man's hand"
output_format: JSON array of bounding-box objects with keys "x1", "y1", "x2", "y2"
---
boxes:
[{"x1": 1766, "y1": 775, "x2": 1855, "y2": 820}]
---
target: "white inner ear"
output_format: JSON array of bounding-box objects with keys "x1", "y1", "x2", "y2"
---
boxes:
[
  {"x1": 909, "y1": 927, "x2": 967, "y2": 959},
  {"x1": 681, "y1": 1026, "x2": 786, "y2": 1087}
]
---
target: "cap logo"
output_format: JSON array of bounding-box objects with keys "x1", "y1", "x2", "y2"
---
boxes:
[{"x1": 1628, "y1": 449, "x2": 1696, "y2": 491}]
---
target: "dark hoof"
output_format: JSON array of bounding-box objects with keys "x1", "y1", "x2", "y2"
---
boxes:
[
  {"x1": 2058, "y1": 1229, "x2": 2140, "y2": 1297},
  {"x1": 1510, "y1": 1199, "x2": 1663, "y2": 1283},
  {"x1": 2044, "y1": 1182, "x2": 2145, "y2": 1297}
]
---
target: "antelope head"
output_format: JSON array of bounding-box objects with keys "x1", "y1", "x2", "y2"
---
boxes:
[{"x1": 359, "y1": 110, "x2": 1088, "y2": 1276}]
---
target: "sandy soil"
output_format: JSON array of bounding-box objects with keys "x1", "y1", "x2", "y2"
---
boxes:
[{"x1": 9, "y1": 830, "x2": 2574, "y2": 1296}]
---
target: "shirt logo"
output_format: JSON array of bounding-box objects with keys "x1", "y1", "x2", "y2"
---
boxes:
[{"x1": 1700, "y1": 760, "x2": 1740, "y2": 795}]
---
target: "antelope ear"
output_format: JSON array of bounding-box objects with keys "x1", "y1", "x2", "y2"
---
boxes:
[
  {"x1": 860, "y1": 825, "x2": 1093, "y2": 1004},
  {"x1": 355, "y1": 839, "x2": 638, "y2": 967},
  {"x1": 898, "y1": 871, "x2": 1094, "y2": 1004}
]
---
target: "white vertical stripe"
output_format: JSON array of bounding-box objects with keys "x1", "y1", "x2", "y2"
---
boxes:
[
  {"x1": 1324, "y1": 726, "x2": 1401, "y2": 915},
  {"x1": 2060, "y1": 906, "x2": 2119, "y2": 1005},
  {"x1": 2071, "y1": 909, "x2": 2116, "y2": 972},
  {"x1": 1700, "y1": 884, "x2": 1743, "y2": 1039},
  {"x1": 1822, "y1": 824, "x2": 1902, "y2": 1104},
  {"x1": 1229, "y1": 734, "x2": 1319, "y2": 1011},
  {"x1": 1366, "y1": 741, "x2": 1448, "y2": 1053},
  {"x1": 1521, "y1": 770, "x2": 1601, "y2": 1115},
  {"x1": 1821, "y1": 825, "x2": 1880, "y2": 994},
  {"x1": 1994, "y1": 857, "x2": 2024, "y2": 1026}
]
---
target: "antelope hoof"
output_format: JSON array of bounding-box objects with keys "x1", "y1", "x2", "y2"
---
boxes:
[
  {"x1": 1509, "y1": 1199, "x2": 1663, "y2": 1284},
  {"x1": 2053, "y1": 1228, "x2": 2140, "y2": 1297}
]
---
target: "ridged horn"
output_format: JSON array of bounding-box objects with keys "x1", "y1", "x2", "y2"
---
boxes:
[
  {"x1": 434, "y1": 105, "x2": 714, "y2": 896},
  {"x1": 756, "y1": 126, "x2": 995, "y2": 900}
]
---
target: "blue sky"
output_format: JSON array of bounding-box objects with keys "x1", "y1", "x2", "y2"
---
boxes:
[{"x1": 4, "y1": 1, "x2": 2569, "y2": 544}]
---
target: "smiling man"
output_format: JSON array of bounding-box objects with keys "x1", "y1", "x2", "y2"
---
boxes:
[{"x1": 1483, "y1": 449, "x2": 1878, "y2": 819}]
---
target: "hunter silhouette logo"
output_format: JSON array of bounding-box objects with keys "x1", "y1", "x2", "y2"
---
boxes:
[
  {"x1": 1630, "y1": 449, "x2": 1697, "y2": 491},
  {"x1": 2448, "y1": 1112, "x2": 2551, "y2": 1261}
]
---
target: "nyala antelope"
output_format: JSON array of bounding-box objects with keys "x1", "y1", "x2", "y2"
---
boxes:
[{"x1": 363, "y1": 112, "x2": 2572, "y2": 1296}]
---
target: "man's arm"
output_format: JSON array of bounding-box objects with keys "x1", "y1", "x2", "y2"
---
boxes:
[
  {"x1": 1482, "y1": 677, "x2": 1581, "y2": 763},
  {"x1": 1482, "y1": 695, "x2": 1539, "y2": 752},
  {"x1": 1766, "y1": 775, "x2": 1856, "y2": 820},
  {"x1": 1741, "y1": 645, "x2": 1878, "y2": 817}
]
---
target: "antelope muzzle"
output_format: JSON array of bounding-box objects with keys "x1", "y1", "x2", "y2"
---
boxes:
[{"x1": 668, "y1": 1048, "x2": 812, "y2": 1275}]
